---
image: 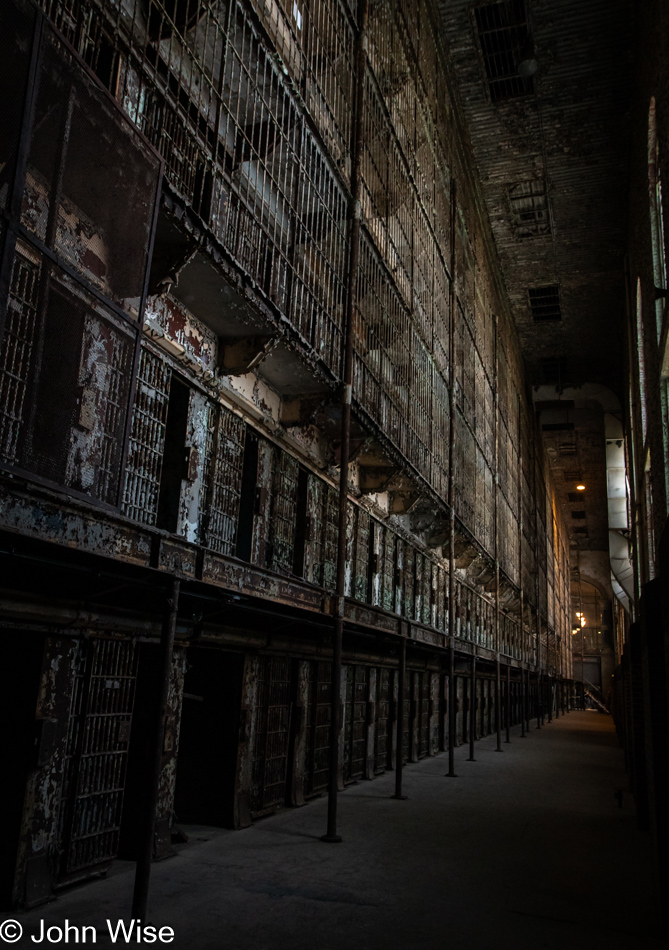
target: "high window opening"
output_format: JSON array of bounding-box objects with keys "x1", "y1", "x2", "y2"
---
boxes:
[
  {"x1": 529, "y1": 285, "x2": 561, "y2": 322},
  {"x1": 509, "y1": 180, "x2": 551, "y2": 237},
  {"x1": 474, "y1": 1, "x2": 534, "y2": 103}
]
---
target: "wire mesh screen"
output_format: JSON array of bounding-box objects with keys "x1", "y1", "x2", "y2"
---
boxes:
[
  {"x1": 0, "y1": 18, "x2": 160, "y2": 507},
  {"x1": 0, "y1": 250, "x2": 135, "y2": 503},
  {"x1": 21, "y1": 28, "x2": 159, "y2": 314}
]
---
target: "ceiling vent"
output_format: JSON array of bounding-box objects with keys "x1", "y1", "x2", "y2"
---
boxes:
[
  {"x1": 573, "y1": 527, "x2": 589, "y2": 536},
  {"x1": 474, "y1": 1, "x2": 534, "y2": 103},
  {"x1": 557, "y1": 441, "x2": 577, "y2": 457},
  {"x1": 529, "y1": 285, "x2": 561, "y2": 321},
  {"x1": 571, "y1": 510, "x2": 586, "y2": 519},
  {"x1": 509, "y1": 180, "x2": 551, "y2": 237}
]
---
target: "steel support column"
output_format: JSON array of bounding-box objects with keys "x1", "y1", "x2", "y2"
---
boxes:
[
  {"x1": 322, "y1": 0, "x2": 368, "y2": 844},
  {"x1": 131, "y1": 576, "x2": 180, "y2": 922}
]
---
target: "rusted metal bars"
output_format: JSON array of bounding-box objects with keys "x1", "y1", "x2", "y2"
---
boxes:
[
  {"x1": 322, "y1": 0, "x2": 369, "y2": 844},
  {"x1": 495, "y1": 655, "x2": 502, "y2": 751},
  {"x1": 131, "y1": 575, "x2": 180, "y2": 922},
  {"x1": 467, "y1": 654, "x2": 476, "y2": 761},
  {"x1": 446, "y1": 177, "x2": 457, "y2": 779},
  {"x1": 505, "y1": 662, "x2": 511, "y2": 743},
  {"x1": 520, "y1": 659, "x2": 526, "y2": 737},
  {"x1": 392, "y1": 633, "x2": 408, "y2": 800}
]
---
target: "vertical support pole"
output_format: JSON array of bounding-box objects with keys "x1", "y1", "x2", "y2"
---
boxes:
[
  {"x1": 548, "y1": 675, "x2": 553, "y2": 722},
  {"x1": 393, "y1": 633, "x2": 408, "y2": 800},
  {"x1": 132, "y1": 576, "x2": 180, "y2": 922},
  {"x1": 520, "y1": 660, "x2": 526, "y2": 737},
  {"x1": 525, "y1": 665, "x2": 531, "y2": 733},
  {"x1": 447, "y1": 643, "x2": 457, "y2": 776},
  {"x1": 495, "y1": 654, "x2": 502, "y2": 752},
  {"x1": 467, "y1": 654, "x2": 476, "y2": 761},
  {"x1": 322, "y1": 0, "x2": 368, "y2": 844},
  {"x1": 505, "y1": 662, "x2": 511, "y2": 742},
  {"x1": 446, "y1": 177, "x2": 458, "y2": 780}
]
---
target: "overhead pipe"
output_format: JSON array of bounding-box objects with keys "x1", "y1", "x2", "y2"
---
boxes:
[{"x1": 322, "y1": 0, "x2": 369, "y2": 844}]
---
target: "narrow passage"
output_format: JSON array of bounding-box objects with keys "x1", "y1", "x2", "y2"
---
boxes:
[{"x1": 22, "y1": 712, "x2": 662, "y2": 950}]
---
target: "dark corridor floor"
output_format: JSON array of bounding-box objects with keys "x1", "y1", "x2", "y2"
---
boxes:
[{"x1": 17, "y1": 712, "x2": 665, "y2": 950}]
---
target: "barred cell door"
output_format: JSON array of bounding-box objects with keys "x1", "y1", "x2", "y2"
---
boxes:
[
  {"x1": 304, "y1": 661, "x2": 331, "y2": 798},
  {"x1": 343, "y1": 665, "x2": 368, "y2": 783},
  {"x1": 251, "y1": 658, "x2": 293, "y2": 817},
  {"x1": 374, "y1": 668, "x2": 392, "y2": 774},
  {"x1": 56, "y1": 639, "x2": 137, "y2": 885},
  {"x1": 414, "y1": 672, "x2": 430, "y2": 759}
]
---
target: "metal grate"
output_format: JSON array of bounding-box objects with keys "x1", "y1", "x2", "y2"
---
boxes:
[
  {"x1": 304, "y1": 660, "x2": 331, "y2": 796},
  {"x1": 122, "y1": 347, "x2": 171, "y2": 525},
  {"x1": 57, "y1": 639, "x2": 138, "y2": 882},
  {"x1": 269, "y1": 449, "x2": 299, "y2": 573},
  {"x1": 508, "y1": 180, "x2": 550, "y2": 237},
  {"x1": 251, "y1": 657, "x2": 292, "y2": 816},
  {"x1": 529, "y1": 285, "x2": 561, "y2": 322},
  {"x1": 343, "y1": 664, "x2": 368, "y2": 783},
  {"x1": 0, "y1": 248, "x2": 41, "y2": 462},
  {"x1": 374, "y1": 667, "x2": 391, "y2": 773},
  {"x1": 474, "y1": 0, "x2": 534, "y2": 103},
  {"x1": 200, "y1": 404, "x2": 246, "y2": 555}
]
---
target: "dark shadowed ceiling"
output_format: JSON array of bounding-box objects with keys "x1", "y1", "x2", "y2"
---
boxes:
[{"x1": 439, "y1": 0, "x2": 633, "y2": 555}]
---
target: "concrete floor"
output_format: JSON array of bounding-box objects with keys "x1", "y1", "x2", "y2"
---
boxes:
[{"x1": 16, "y1": 711, "x2": 664, "y2": 950}]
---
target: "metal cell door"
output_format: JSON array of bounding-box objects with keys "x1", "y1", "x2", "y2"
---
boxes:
[
  {"x1": 56, "y1": 639, "x2": 137, "y2": 885},
  {"x1": 343, "y1": 665, "x2": 368, "y2": 783},
  {"x1": 251, "y1": 658, "x2": 293, "y2": 817},
  {"x1": 414, "y1": 672, "x2": 430, "y2": 759},
  {"x1": 374, "y1": 667, "x2": 391, "y2": 773},
  {"x1": 304, "y1": 661, "x2": 331, "y2": 797}
]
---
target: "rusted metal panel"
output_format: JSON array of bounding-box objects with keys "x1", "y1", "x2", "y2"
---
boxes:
[
  {"x1": 290, "y1": 660, "x2": 310, "y2": 807},
  {"x1": 55, "y1": 638, "x2": 138, "y2": 886},
  {"x1": 234, "y1": 655, "x2": 259, "y2": 829},
  {"x1": 154, "y1": 645, "x2": 186, "y2": 858},
  {"x1": 304, "y1": 659, "x2": 331, "y2": 798},
  {"x1": 176, "y1": 388, "x2": 209, "y2": 543},
  {"x1": 251, "y1": 436, "x2": 275, "y2": 569},
  {"x1": 403, "y1": 542, "x2": 415, "y2": 619},
  {"x1": 201, "y1": 551, "x2": 324, "y2": 611},
  {"x1": 269, "y1": 449, "x2": 299, "y2": 574},
  {"x1": 14, "y1": 636, "x2": 77, "y2": 908},
  {"x1": 343, "y1": 664, "x2": 368, "y2": 784},
  {"x1": 158, "y1": 538, "x2": 197, "y2": 578},
  {"x1": 200, "y1": 404, "x2": 245, "y2": 556},
  {"x1": 0, "y1": 484, "x2": 152, "y2": 564},
  {"x1": 364, "y1": 666, "x2": 377, "y2": 780},
  {"x1": 374, "y1": 666, "x2": 392, "y2": 774},
  {"x1": 304, "y1": 473, "x2": 325, "y2": 587},
  {"x1": 353, "y1": 505, "x2": 370, "y2": 603},
  {"x1": 343, "y1": 600, "x2": 401, "y2": 634},
  {"x1": 322, "y1": 483, "x2": 339, "y2": 591},
  {"x1": 144, "y1": 294, "x2": 217, "y2": 374},
  {"x1": 380, "y1": 526, "x2": 395, "y2": 613},
  {"x1": 429, "y1": 672, "x2": 440, "y2": 754},
  {"x1": 122, "y1": 347, "x2": 171, "y2": 526},
  {"x1": 250, "y1": 657, "x2": 293, "y2": 818}
]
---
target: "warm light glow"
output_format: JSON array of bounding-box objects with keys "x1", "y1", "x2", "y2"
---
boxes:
[
  {"x1": 576, "y1": 483, "x2": 586, "y2": 491},
  {"x1": 580, "y1": 617, "x2": 586, "y2": 627}
]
